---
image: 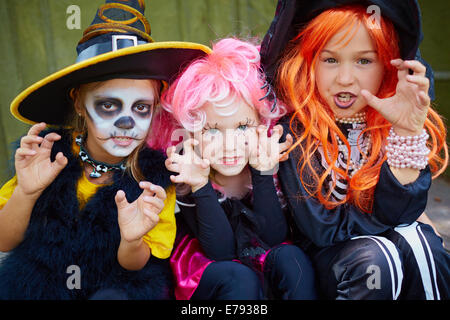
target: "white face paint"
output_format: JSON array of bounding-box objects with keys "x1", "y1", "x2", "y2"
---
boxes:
[{"x1": 81, "y1": 79, "x2": 158, "y2": 159}]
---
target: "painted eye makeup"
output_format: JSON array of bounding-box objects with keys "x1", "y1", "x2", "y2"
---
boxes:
[
  {"x1": 207, "y1": 128, "x2": 220, "y2": 134},
  {"x1": 132, "y1": 103, "x2": 152, "y2": 118},
  {"x1": 237, "y1": 124, "x2": 248, "y2": 131},
  {"x1": 202, "y1": 123, "x2": 221, "y2": 135},
  {"x1": 94, "y1": 99, "x2": 122, "y2": 118},
  {"x1": 237, "y1": 118, "x2": 256, "y2": 132}
]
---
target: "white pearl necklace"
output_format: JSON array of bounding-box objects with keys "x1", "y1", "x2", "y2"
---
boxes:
[{"x1": 335, "y1": 112, "x2": 366, "y2": 124}]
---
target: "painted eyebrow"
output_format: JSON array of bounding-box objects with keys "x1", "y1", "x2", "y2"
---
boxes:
[
  {"x1": 203, "y1": 118, "x2": 257, "y2": 130},
  {"x1": 204, "y1": 122, "x2": 219, "y2": 129},
  {"x1": 93, "y1": 96, "x2": 155, "y2": 105},
  {"x1": 133, "y1": 99, "x2": 155, "y2": 105},
  {"x1": 93, "y1": 96, "x2": 123, "y2": 106},
  {"x1": 238, "y1": 117, "x2": 257, "y2": 126}
]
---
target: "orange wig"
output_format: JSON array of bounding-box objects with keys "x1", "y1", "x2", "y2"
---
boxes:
[{"x1": 276, "y1": 5, "x2": 448, "y2": 213}]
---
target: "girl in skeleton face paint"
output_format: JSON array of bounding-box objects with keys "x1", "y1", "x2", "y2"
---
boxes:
[
  {"x1": 74, "y1": 78, "x2": 157, "y2": 165},
  {"x1": 0, "y1": 0, "x2": 211, "y2": 300}
]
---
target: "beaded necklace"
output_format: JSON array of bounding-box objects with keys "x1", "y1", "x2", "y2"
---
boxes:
[
  {"x1": 75, "y1": 135, "x2": 126, "y2": 178},
  {"x1": 335, "y1": 111, "x2": 366, "y2": 124}
]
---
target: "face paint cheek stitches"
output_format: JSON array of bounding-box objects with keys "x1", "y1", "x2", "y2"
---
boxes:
[{"x1": 109, "y1": 117, "x2": 150, "y2": 141}]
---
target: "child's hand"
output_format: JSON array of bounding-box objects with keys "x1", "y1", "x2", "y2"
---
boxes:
[
  {"x1": 165, "y1": 139, "x2": 210, "y2": 193},
  {"x1": 116, "y1": 182, "x2": 166, "y2": 243},
  {"x1": 361, "y1": 59, "x2": 430, "y2": 136},
  {"x1": 15, "y1": 122, "x2": 68, "y2": 198},
  {"x1": 249, "y1": 125, "x2": 293, "y2": 172}
]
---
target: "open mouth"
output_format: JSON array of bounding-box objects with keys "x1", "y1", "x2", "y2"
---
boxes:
[{"x1": 334, "y1": 92, "x2": 357, "y2": 109}]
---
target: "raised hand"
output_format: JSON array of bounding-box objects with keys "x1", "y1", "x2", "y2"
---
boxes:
[
  {"x1": 15, "y1": 122, "x2": 68, "y2": 197},
  {"x1": 361, "y1": 59, "x2": 430, "y2": 136},
  {"x1": 249, "y1": 124, "x2": 293, "y2": 172},
  {"x1": 116, "y1": 181, "x2": 166, "y2": 243},
  {"x1": 165, "y1": 139, "x2": 210, "y2": 193}
]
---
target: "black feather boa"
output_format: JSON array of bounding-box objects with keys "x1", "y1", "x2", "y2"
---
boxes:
[{"x1": 0, "y1": 129, "x2": 174, "y2": 300}]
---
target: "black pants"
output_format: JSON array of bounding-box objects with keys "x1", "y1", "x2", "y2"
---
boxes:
[
  {"x1": 312, "y1": 222, "x2": 450, "y2": 300},
  {"x1": 191, "y1": 261, "x2": 264, "y2": 300},
  {"x1": 263, "y1": 244, "x2": 317, "y2": 299},
  {"x1": 192, "y1": 244, "x2": 317, "y2": 300}
]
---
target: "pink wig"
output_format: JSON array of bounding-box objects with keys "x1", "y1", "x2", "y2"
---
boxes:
[{"x1": 148, "y1": 38, "x2": 285, "y2": 151}]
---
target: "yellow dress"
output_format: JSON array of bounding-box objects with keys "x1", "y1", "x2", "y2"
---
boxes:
[{"x1": 0, "y1": 136, "x2": 176, "y2": 259}]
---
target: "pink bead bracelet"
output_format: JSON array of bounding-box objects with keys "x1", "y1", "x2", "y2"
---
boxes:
[{"x1": 386, "y1": 128, "x2": 430, "y2": 170}]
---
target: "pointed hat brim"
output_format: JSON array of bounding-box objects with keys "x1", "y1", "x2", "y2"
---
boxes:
[{"x1": 11, "y1": 41, "x2": 211, "y2": 126}]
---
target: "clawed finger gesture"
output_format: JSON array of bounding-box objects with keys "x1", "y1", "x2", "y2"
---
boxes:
[
  {"x1": 165, "y1": 139, "x2": 210, "y2": 193},
  {"x1": 116, "y1": 181, "x2": 167, "y2": 242},
  {"x1": 15, "y1": 122, "x2": 68, "y2": 197},
  {"x1": 249, "y1": 124, "x2": 293, "y2": 172},
  {"x1": 361, "y1": 59, "x2": 430, "y2": 136}
]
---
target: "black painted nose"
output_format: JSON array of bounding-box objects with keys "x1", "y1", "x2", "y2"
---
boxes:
[{"x1": 114, "y1": 116, "x2": 135, "y2": 129}]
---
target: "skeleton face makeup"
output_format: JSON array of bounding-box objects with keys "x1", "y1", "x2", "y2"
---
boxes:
[{"x1": 79, "y1": 79, "x2": 158, "y2": 162}]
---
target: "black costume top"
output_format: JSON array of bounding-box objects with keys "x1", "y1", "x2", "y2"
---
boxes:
[
  {"x1": 175, "y1": 167, "x2": 289, "y2": 265},
  {"x1": 277, "y1": 116, "x2": 431, "y2": 250},
  {"x1": 0, "y1": 129, "x2": 174, "y2": 300}
]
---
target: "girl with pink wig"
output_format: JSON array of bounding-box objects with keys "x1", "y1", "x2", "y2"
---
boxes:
[{"x1": 156, "y1": 38, "x2": 317, "y2": 300}]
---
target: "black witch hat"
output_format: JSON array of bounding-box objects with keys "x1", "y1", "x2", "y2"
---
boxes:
[{"x1": 11, "y1": 0, "x2": 211, "y2": 126}]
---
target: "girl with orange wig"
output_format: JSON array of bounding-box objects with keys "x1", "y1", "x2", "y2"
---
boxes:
[{"x1": 261, "y1": 0, "x2": 449, "y2": 299}]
